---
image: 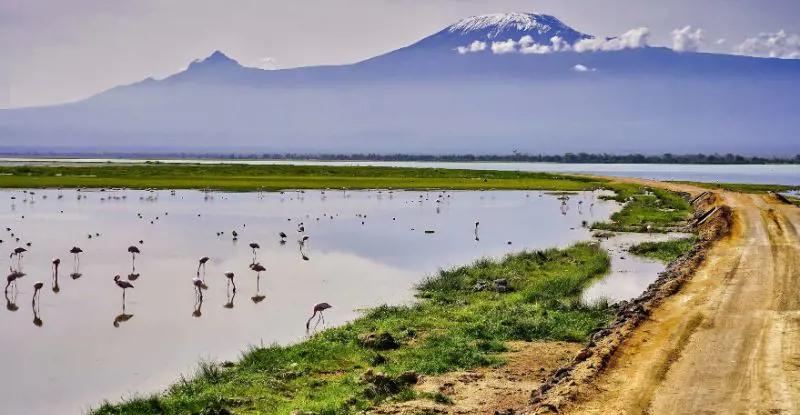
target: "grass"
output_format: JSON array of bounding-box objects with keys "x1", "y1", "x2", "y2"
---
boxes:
[
  {"x1": 0, "y1": 164, "x2": 606, "y2": 192},
  {"x1": 673, "y1": 181, "x2": 799, "y2": 194},
  {"x1": 91, "y1": 243, "x2": 612, "y2": 415},
  {"x1": 628, "y1": 237, "x2": 698, "y2": 263},
  {"x1": 591, "y1": 184, "x2": 694, "y2": 233}
]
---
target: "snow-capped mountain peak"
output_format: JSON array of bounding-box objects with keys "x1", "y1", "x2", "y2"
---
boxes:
[
  {"x1": 448, "y1": 12, "x2": 570, "y2": 38},
  {"x1": 406, "y1": 12, "x2": 592, "y2": 52}
]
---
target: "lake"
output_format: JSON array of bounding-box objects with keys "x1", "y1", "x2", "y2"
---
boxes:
[
  {"x1": 1, "y1": 158, "x2": 799, "y2": 186},
  {"x1": 0, "y1": 188, "x2": 667, "y2": 414}
]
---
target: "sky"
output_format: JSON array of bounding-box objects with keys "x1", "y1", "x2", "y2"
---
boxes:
[{"x1": 1, "y1": 0, "x2": 799, "y2": 108}]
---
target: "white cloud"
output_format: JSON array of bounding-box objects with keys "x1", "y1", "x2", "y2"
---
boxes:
[
  {"x1": 256, "y1": 56, "x2": 278, "y2": 69},
  {"x1": 491, "y1": 39, "x2": 517, "y2": 54},
  {"x1": 671, "y1": 26, "x2": 705, "y2": 52},
  {"x1": 716, "y1": 38, "x2": 726, "y2": 45},
  {"x1": 734, "y1": 30, "x2": 800, "y2": 59},
  {"x1": 573, "y1": 27, "x2": 650, "y2": 52},
  {"x1": 456, "y1": 40, "x2": 487, "y2": 54},
  {"x1": 460, "y1": 28, "x2": 650, "y2": 56},
  {"x1": 572, "y1": 64, "x2": 596, "y2": 72}
]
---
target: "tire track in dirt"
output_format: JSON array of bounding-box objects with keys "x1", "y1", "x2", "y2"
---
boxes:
[{"x1": 548, "y1": 188, "x2": 800, "y2": 414}]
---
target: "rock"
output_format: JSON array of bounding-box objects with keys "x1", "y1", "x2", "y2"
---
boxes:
[
  {"x1": 358, "y1": 332, "x2": 400, "y2": 350},
  {"x1": 397, "y1": 371, "x2": 420, "y2": 385},
  {"x1": 574, "y1": 349, "x2": 593, "y2": 363},
  {"x1": 473, "y1": 281, "x2": 487, "y2": 292},
  {"x1": 495, "y1": 278, "x2": 508, "y2": 286}
]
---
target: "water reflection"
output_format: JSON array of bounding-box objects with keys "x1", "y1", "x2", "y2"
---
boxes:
[
  {"x1": 192, "y1": 295, "x2": 203, "y2": 318},
  {"x1": 223, "y1": 287, "x2": 236, "y2": 309},
  {"x1": 0, "y1": 187, "x2": 644, "y2": 415},
  {"x1": 5, "y1": 288, "x2": 18, "y2": 312},
  {"x1": 32, "y1": 293, "x2": 42, "y2": 327}
]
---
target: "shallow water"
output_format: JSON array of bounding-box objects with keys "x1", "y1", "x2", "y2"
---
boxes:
[
  {"x1": 0, "y1": 188, "x2": 662, "y2": 414},
  {"x1": 583, "y1": 232, "x2": 693, "y2": 304},
  {"x1": 2, "y1": 158, "x2": 799, "y2": 185}
]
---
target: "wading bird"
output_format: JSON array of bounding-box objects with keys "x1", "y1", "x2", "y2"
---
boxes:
[
  {"x1": 127, "y1": 245, "x2": 141, "y2": 270},
  {"x1": 197, "y1": 256, "x2": 210, "y2": 276},
  {"x1": 10, "y1": 247, "x2": 26, "y2": 267},
  {"x1": 249, "y1": 242, "x2": 260, "y2": 262},
  {"x1": 224, "y1": 271, "x2": 236, "y2": 293},
  {"x1": 52, "y1": 258, "x2": 61, "y2": 293},
  {"x1": 306, "y1": 302, "x2": 332, "y2": 330},
  {"x1": 113, "y1": 275, "x2": 134, "y2": 304},
  {"x1": 5, "y1": 270, "x2": 23, "y2": 293},
  {"x1": 32, "y1": 281, "x2": 43, "y2": 303},
  {"x1": 279, "y1": 232, "x2": 287, "y2": 243}
]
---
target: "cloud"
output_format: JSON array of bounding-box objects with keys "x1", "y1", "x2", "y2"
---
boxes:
[
  {"x1": 716, "y1": 38, "x2": 726, "y2": 45},
  {"x1": 519, "y1": 35, "x2": 572, "y2": 54},
  {"x1": 491, "y1": 39, "x2": 517, "y2": 54},
  {"x1": 459, "y1": 28, "x2": 650, "y2": 56},
  {"x1": 572, "y1": 64, "x2": 596, "y2": 72},
  {"x1": 671, "y1": 26, "x2": 705, "y2": 52},
  {"x1": 573, "y1": 27, "x2": 650, "y2": 52},
  {"x1": 456, "y1": 40, "x2": 487, "y2": 54},
  {"x1": 734, "y1": 30, "x2": 800, "y2": 59},
  {"x1": 256, "y1": 56, "x2": 278, "y2": 69}
]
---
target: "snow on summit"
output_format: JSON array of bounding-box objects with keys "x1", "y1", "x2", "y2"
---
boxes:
[
  {"x1": 448, "y1": 12, "x2": 576, "y2": 39},
  {"x1": 409, "y1": 12, "x2": 592, "y2": 52}
]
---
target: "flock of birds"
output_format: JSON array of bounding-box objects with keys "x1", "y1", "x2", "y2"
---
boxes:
[{"x1": 2, "y1": 187, "x2": 600, "y2": 330}]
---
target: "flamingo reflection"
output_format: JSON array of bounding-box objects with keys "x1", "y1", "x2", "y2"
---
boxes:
[
  {"x1": 192, "y1": 294, "x2": 203, "y2": 318},
  {"x1": 223, "y1": 285, "x2": 236, "y2": 309},
  {"x1": 5, "y1": 288, "x2": 18, "y2": 312},
  {"x1": 32, "y1": 282, "x2": 43, "y2": 327}
]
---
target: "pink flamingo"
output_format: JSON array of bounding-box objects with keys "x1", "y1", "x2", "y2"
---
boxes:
[{"x1": 306, "y1": 302, "x2": 332, "y2": 329}]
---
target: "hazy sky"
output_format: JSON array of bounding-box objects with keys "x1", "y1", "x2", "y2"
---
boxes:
[{"x1": 1, "y1": 0, "x2": 799, "y2": 108}]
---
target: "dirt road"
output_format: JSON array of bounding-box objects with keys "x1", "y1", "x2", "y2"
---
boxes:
[{"x1": 565, "y1": 189, "x2": 800, "y2": 415}]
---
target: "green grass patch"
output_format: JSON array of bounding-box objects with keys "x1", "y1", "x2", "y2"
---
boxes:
[
  {"x1": 628, "y1": 237, "x2": 698, "y2": 263},
  {"x1": 673, "y1": 181, "x2": 799, "y2": 193},
  {"x1": 592, "y1": 185, "x2": 693, "y2": 233},
  {"x1": 0, "y1": 164, "x2": 605, "y2": 192},
  {"x1": 91, "y1": 243, "x2": 611, "y2": 415}
]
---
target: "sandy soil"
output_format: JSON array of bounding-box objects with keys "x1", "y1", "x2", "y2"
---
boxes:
[
  {"x1": 372, "y1": 341, "x2": 580, "y2": 415},
  {"x1": 557, "y1": 184, "x2": 800, "y2": 414}
]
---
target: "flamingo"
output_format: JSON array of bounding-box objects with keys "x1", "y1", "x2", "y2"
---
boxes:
[
  {"x1": 197, "y1": 256, "x2": 210, "y2": 276},
  {"x1": 646, "y1": 224, "x2": 653, "y2": 235},
  {"x1": 52, "y1": 258, "x2": 61, "y2": 293},
  {"x1": 10, "y1": 247, "x2": 26, "y2": 267},
  {"x1": 249, "y1": 242, "x2": 260, "y2": 261},
  {"x1": 114, "y1": 275, "x2": 134, "y2": 303},
  {"x1": 279, "y1": 232, "x2": 287, "y2": 242},
  {"x1": 224, "y1": 271, "x2": 236, "y2": 293},
  {"x1": 250, "y1": 262, "x2": 266, "y2": 276},
  {"x1": 127, "y1": 245, "x2": 141, "y2": 270},
  {"x1": 5, "y1": 270, "x2": 23, "y2": 293},
  {"x1": 32, "y1": 281, "x2": 43, "y2": 303},
  {"x1": 70, "y1": 247, "x2": 83, "y2": 264},
  {"x1": 306, "y1": 302, "x2": 332, "y2": 330}
]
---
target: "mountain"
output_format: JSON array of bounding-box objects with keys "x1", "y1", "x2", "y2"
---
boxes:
[{"x1": 2, "y1": 12, "x2": 800, "y2": 155}]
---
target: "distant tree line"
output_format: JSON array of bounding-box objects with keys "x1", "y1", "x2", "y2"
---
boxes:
[{"x1": 2, "y1": 151, "x2": 800, "y2": 165}]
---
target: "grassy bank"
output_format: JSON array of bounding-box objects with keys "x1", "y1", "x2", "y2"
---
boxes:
[
  {"x1": 673, "y1": 181, "x2": 799, "y2": 194},
  {"x1": 0, "y1": 164, "x2": 605, "y2": 192},
  {"x1": 628, "y1": 237, "x2": 698, "y2": 262},
  {"x1": 92, "y1": 243, "x2": 611, "y2": 415},
  {"x1": 591, "y1": 184, "x2": 694, "y2": 233}
]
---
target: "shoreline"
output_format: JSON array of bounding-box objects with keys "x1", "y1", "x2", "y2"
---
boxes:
[{"x1": 86, "y1": 179, "x2": 700, "y2": 415}]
